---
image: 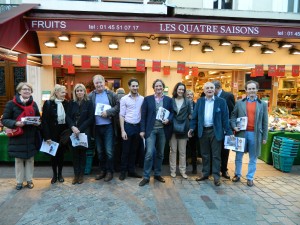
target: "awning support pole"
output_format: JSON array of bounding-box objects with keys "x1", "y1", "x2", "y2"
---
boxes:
[{"x1": 10, "y1": 29, "x2": 29, "y2": 53}]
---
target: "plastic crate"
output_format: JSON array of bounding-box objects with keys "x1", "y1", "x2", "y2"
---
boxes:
[
  {"x1": 271, "y1": 146, "x2": 299, "y2": 156},
  {"x1": 271, "y1": 151, "x2": 295, "y2": 173},
  {"x1": 274, "y1": 136, "x2": 300, "y2": 145}
]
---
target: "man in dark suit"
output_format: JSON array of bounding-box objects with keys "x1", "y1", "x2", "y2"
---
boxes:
[
  {"x1": 139, "y1": 79, "x2": 173, "y2": 186},
  {"x1": 188, "y1": 82, "x2": 233, "y2": 186},
  {"x1": 212, "y1": 80, "x2": 235, "y2": 179}
]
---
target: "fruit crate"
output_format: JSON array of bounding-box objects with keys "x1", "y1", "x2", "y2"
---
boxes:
[{"x1": 271, "y1": 151, "x2": 295, "y2": 173}]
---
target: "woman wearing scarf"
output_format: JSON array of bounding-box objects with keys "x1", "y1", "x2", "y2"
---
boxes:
[
  {"x1": 42, "y1": 84, "x2": 68, "y2": 184},
  {"x1": 2, "y1": 82, "x2": 40, "y2": 190},
  {"x1": 66, "y1": 84, "x2": 93, "y2": 184}
]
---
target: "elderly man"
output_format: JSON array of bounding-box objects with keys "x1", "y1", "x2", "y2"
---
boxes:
[
  {"x1": 231, "y1": 80, "x2": 268, "y2": 187},
  {"x1": 188, "y1": 82, "x2": 233, "y2": 186},
  {"x1": 212, "y1": 80, "x2": 235, "y2": 179},
  {"x1": 89, "y1": 74, "x2": 120, "y2": 182}
]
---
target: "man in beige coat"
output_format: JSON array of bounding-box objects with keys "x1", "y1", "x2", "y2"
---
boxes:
[{"x1": 230, "y1": 80, "x2": 268, "y2": 187}]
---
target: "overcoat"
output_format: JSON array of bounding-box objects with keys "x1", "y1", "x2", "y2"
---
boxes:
[
  {"x1": 230, "y1": 98, "x2": 268, "y2": 157},
  {"x1": 2, "y1": 95, "x2": 40, "y2": 159}
]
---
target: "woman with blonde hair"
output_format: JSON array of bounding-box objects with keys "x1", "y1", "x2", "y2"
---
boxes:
[
  {"x1": 2, "y1": 82, "x2": 40, "y2": 190},
  {"x1": 66, "y1": 84, "x2": 93, "y2": 184},
  {"x1": 42, "y1": 84, "x2": 69, "y2": 184}
]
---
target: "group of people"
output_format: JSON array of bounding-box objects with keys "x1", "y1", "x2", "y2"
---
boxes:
[{"x1": 2, "y1": 74, "x2": 268, "y2": 190}]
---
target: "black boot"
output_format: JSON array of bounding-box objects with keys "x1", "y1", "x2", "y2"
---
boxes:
[{"x1": 51, "y1": 173, "x2": 57, "y2": 184}]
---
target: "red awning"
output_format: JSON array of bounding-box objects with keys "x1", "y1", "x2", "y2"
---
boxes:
[
  {"x1": 0, "y1": 4, "x2": 40, "y2": 54},
  {"x1": 0, "y1": 4, "x2": 39, "y2": 25}
]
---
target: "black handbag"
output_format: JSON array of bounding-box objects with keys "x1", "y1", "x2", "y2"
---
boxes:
[{"x1": 173, "y1": 118, "x2": 187, "y2": 134}]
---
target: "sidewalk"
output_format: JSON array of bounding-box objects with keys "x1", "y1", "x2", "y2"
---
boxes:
[{"x1": 0, "y1": 154, "x2": 300, "y2": 225}]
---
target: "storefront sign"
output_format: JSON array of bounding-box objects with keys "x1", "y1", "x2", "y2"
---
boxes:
[{"x1": 25, "y1": 18, "x2": 300, "y2": 38}]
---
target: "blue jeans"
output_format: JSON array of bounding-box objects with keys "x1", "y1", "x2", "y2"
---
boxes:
[
  {"x1": 234, "y1": 131, "x2": 257, "y2": 180},
  {"x1": 143, "y1": 128, "x2": 166, "y2": 180},
  {"x1": 95, "y1": 124, "x2": 114, "y2": 173}
]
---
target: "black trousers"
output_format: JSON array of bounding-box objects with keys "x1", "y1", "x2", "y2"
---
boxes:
[
  {"x1": 220, "y1": 143, "x2": 230, "y2": 173},
  {"x1": 187, "y1": 135, "x2": 198, "y2": 167},
  {"x1": 120, "y1": 123, "x2": 141, "y2": 173},
  {"x1": 72, "y1": 146, "x2": 87, "y2": 176},
  {"x1": 199, "y1": 128, "x2": 221, "y2": 180},
  {"x1": 51, "y1": 145, "x2": 65, "y2": 176}
]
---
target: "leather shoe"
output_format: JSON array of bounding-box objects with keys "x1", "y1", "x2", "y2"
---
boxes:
[
  {"x1": 58, "y1": 174, "x2": 64, "y2": 183},
  {"x1": 139, "y1": 178, "x2": 149, "y2": 186},
  {"x1": 16, "y1": 183, "x2": 23, "y2": 190},
  {"x1": 104, "y1": 172, "x2": 113, "y2": 182},
  {"x1": 195, "y1": 176, "x2": 208, "y2": 181},
  {"x1": 247, "y1": 179, "x2": 254, "y2": 187},
  {"x1": 154, "y1": 176, "x2": 165, "y2": 183},
  {"x1": 221, "y1": 171, "x2": 230, "y2": 179},
  {"x1": 232, "y1": 175, "x2": 240, "y2": 182},
  {"x1": 72, "y1": 176, "x2": 79, "y2": 185},
  {"x1": 214, "y1": 180, "x2": 221, "y2": 186},
  {"x1": 128, "y1": 172, "x2": 142, "y2": 178},
  {"x1": 77, "y1": 175, "x2": 84, "y2": 184},
  {"x1": 51, "y1": 176, "x2": 57, "y2": 184},
  {"x1": 26, "y1": 181, "x2": 34, "y2": 189},
  {"x1": 119, "y1": 172, "x2": 126, "y2": 181},
  {"x1": 95, "y1": 171, "x2": 106, "y2": 180}
]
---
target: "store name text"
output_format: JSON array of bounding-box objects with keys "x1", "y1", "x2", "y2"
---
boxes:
[{"x1": 160, "y1": 23, "x2": 260, "y2": 35}]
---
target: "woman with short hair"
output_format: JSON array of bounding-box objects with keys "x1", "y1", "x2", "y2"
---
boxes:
[{"x1": 2, "y1": 82, "x2": 40, "y2": 190}]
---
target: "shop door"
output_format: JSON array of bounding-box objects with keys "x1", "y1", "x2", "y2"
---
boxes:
[{"x1": 0, "y1": 61, "x2": 26, "y2": 115}]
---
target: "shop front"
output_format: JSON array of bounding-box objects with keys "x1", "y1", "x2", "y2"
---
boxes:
[{"x1": 1, "y1": 12, "x2": 300, "y2": 165}]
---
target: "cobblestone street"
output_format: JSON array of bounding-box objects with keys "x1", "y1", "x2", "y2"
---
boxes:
[{"x1": 0, "y1": 156, "x2": 300, "y2": 225}]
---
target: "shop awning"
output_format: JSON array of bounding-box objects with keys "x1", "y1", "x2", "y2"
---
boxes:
[
  {"x1": 0, "y1": 4, "x2": 40, "y2": 54},
  {"x1": 0, "y1": 4, "x2": 39, "y2": 25}
]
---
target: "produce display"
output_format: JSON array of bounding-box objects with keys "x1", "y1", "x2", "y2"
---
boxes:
[{"x1": 269, "y1": 107, "x2": 300, "y2": 132}]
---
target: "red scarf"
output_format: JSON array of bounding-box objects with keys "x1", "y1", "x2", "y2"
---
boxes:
[{"x1": 13, "y1": 96, "x2": 35, "y2": 121}]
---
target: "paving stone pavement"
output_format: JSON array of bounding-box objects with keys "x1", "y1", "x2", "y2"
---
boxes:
[{"x1": 0, "y1": 156, "x2": 300, "y2": 225}]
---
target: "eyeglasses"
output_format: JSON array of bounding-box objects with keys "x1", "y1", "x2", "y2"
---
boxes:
[{"x1": 21, "y1": 88, "x2": 31, "y2": 91}]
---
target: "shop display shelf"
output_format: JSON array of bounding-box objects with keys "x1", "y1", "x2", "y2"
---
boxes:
[{"x1": 271, "y1": 151, "x2": 295, "y2": 173}]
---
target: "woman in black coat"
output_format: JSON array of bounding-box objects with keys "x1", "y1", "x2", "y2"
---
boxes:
[
  {"x1": 2, "y1": 82, "x2": 40, "y2": 190},
  {"x1": 42, "y1": 84, "x2": 68, "y2": 184},
  {"x1": 66, "y1": 84, "x2": 93, "y2": 184}
]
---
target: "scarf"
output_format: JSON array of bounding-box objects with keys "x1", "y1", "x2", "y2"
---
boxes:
[
  {"x1": 55, "y1": 99, "x2": 66, "y2": 124},
  {"x1": 13, "y1": 96, "x2": 35, "y2": 121}
]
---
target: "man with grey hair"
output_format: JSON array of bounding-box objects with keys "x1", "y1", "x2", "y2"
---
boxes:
[
  {"x1": 188, "y1": 82, "x2": 233, "y2": 186},
  {"x1": 89, "y1": 74, "x2": 120, "y2": 182},
  {"x1": 212, "y1": 80, "x2": 235, "y2": 179}
]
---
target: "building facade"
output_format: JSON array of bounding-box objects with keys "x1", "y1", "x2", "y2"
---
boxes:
[{"x1": 0, "y1": 0, "x2": 300, "y2": 114}]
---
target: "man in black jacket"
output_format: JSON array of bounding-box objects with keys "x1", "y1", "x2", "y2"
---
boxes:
[{"x1": 212, "y1": 80, "x2": 235, "y2": 179}]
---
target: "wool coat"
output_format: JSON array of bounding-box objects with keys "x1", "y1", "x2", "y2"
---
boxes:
[
  {"x1": 41, "y1": 99, "x2": 69, "y2": 142},
  {"x1": 230, "y1": 98, "x2": 268, "y2": 157}
]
